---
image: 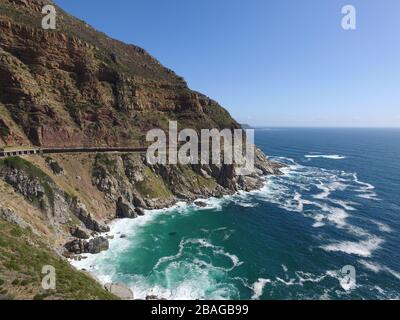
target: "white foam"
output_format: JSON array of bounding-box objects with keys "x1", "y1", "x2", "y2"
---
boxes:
[
  {"x1": 358, "y1": 259, "x2": 381, "y2": 273},
  {"x1": 305, "y1": 154, "x2": 346, "y2": 160},
  {"x1": 321, "y1": 236, "x2": 383, "y2": 257},
  {"x1": 359, "y1": 260, "x2": 400, "y2": 280},
  {"x1": 251, "y1": 278, "x2": 270, "y2": 300},
  {"x1": 352, "y1": 173, "x2": 380, "y2": 200},
  {"x1": 371, "y1": 221, "x2": 392, "y2": 233},
  {"x1": 275, "y1": 271, "x2": 327, "y2": 287}
]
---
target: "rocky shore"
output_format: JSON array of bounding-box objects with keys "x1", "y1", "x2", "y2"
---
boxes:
[
  {"x1": 0, "y1": 0, "x2": 283, "y2": 299},
  {"x1": 61, "y1": 149, "x2": 284, "y2": 300}
]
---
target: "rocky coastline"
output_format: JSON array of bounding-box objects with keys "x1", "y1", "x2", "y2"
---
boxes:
[
  {"x1": 0, "y1": 0, "x2": 284, "y2": 299},
  {"x1": 61, "y1": 149, "x2": 284, "y2": 300}
]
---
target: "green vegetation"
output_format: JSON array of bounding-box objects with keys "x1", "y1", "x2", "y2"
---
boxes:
[
  {"x1": 45, "y1": 157, "x2": 64, "y2": 175},
  {"x1": 0, "y1": 157, "x2": 55, "y2": 211},
  {"x1": 135, "y1": 167, "x2": 173, "y2": 199},
  {"x1": 0, "y1": 3, "x2": 41, "y2": 28},
  {"x1": 94, "y1": 153, "x2": 118, "y2": 174},
  {"x1": 0, "y1": 123, "x2": 10, "y2": 138},
  {"x1": 179, "y1": 165, "x2": 216, "y2": 190},
  {"x1": 0, "y1": 219, "x2": 117, "y2": 300}
]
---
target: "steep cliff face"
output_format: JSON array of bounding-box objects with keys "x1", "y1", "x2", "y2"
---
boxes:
[
  {"x1": 0, "y1": 0, "x2": 239, "y2": 148},
  {"x1": 0, "y1": 0, "x2": 282, "y2": 299}
]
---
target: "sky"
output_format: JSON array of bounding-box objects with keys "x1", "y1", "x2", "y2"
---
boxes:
[{"x1": 54, "y1": 0, "x2": 400, "y2": 127}]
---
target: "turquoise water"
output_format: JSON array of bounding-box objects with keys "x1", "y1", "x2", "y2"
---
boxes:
[{"x1": 73, "y1": 128, "x2": 400, "y2": 300}]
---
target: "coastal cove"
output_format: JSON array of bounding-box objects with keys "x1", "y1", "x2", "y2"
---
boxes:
[{"x1": 71, "y1": 129, "x2": 400, "y2": 300}]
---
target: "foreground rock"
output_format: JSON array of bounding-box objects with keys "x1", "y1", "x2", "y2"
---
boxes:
[{"x1": 105, "y1": 283, "x2": 134, "y2": 300}]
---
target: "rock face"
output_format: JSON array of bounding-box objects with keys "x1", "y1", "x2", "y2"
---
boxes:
[
  {"x1": 116, "y1": 197, "x2": 137, "y2": 219},
  {"x1": 69, "y1": 198, "x2": 110, "y2": 233},
  {"x1": 70, "y1": 227, "x2": 90, "y2": 240},
  {"x1": 90, "y1": 151, "x2": 283, "y2": 212},
  {"x1": 3, "y1": 169, "x2": 45, "y2": 200},
  {"x1": 0, "y1": 0, "x2": 240, "y2": 149},
  {"x1": 104, "y1": 283, "x2": 134, "y2": 300}
]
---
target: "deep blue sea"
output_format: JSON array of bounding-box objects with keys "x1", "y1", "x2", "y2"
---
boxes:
[{"x1": 73, "y1": 128, "x2": 400, "y2": 300}]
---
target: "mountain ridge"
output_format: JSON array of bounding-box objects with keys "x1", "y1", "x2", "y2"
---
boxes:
[{"x1": 0, "y1": 0, "x2": 239, "y2": 148}]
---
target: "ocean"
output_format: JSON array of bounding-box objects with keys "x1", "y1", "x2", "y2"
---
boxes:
[{"x1": 72, "y1": 128, "x2": 400, "y2": 300}]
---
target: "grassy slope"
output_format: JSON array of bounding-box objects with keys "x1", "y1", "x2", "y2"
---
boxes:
[{"x1": 0, "y1": 219, "x2": 117, "y2": 300}]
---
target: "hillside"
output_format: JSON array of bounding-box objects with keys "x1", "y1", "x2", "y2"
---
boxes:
[
  {"x1": 0, "y1": 0, "x2": 281, "y2": 300},
  {"x1": 0, "y1": 0, "x2": 239, "y2": 148}
]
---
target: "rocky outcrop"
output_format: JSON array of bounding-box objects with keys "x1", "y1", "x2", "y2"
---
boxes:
[
  {"x1": 116, "y1": 197, "x2": 136, "y2": 219},
  {"x1": 70, "y1": 227, "x2": 90, "y2": 240},
  {"x1": 0, "y1": 207, "x2": 29, "y2": 229},
  {"x1": 90, "y1": 148, "x2": 282, "y2": 212},
  {"x1": 0, "y1": 157, "x2": 110, "y2": 243},
  {"x1": 69, "y1": 198, "x2": 110, "y2": 233},
  {"x1": 65, "y1": 236, "x2": 109, "y2": 255},
  {"x1": 3, "y1": 169, "x2": 45, "y2": 200},
  {"x1": 45, "y1": 157, "x2": 64, "y2": 176}
]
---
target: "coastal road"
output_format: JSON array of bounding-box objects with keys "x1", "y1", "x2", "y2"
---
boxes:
[{"x1": 0, "y1": 147, "x2": 148, "y2": 158}]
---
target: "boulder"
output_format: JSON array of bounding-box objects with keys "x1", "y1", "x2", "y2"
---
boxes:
[
  {"x1": 194, "y1": 201, "x2": 208, "y2": 208},
  {"x1": 64, "y1": 237, "x2": 109, "y2": 254},
  {"x1": 105, "y1": 283, "x2": 134, "y2": 300},
  {"x1": 86, "y1": 237, "x2": 109, "y2": 254},
  {"x1": 64, "y1": 239, "x2": 85, "y2": 254}
]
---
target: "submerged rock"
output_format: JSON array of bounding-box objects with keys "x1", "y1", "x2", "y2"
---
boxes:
[{"x1": 194, "y1": 201, "x2": 208, "y2": 208}]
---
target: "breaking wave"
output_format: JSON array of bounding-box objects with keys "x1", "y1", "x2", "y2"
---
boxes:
[
  {"x1": 71, "y1": 155, "x2": 394, "y2": 300},
  {"x1": 305, "y1": 154, "x2": 346, "y2": 160}
]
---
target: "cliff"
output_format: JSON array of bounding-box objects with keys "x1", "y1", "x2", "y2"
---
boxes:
[{"x1": 0, "y1": 0, "x2": 282, "y2": 299}]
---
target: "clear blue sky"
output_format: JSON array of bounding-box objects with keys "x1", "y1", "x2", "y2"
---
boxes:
[{"x1": 54, "y1": 0, "x2": 400, "y2": 127}]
